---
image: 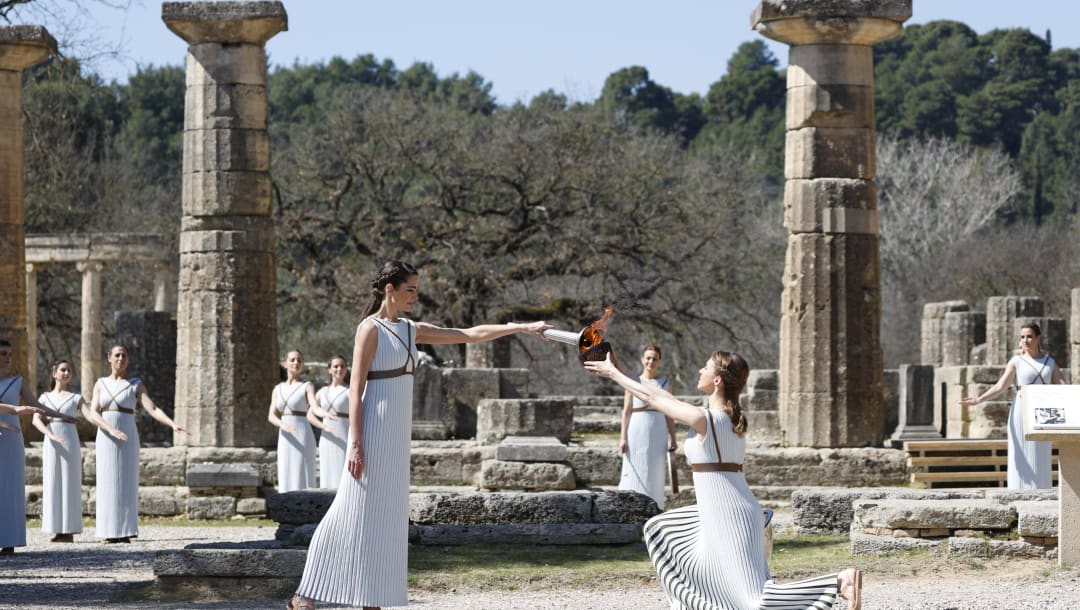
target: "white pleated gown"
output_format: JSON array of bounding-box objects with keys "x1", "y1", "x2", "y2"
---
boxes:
[
  {"x1": 644, "y1": 410, "x2": 839, "y2": 610},
  {"x1": 317, "y1": 385, "x2": 349, "y2": 489},
  {"x1": 297, "y1": 318, "x2": 416, "y2": 607},
  {"x1": 95, "y1": 377, "x2": 141, "y2": 539},
  {"x1": 619, "y1": 376, "x2": 670, "y2": 509},
  {"x1": 0, "y1": 376, "x2": 27, "y2": 549},
  {"x1": 275, "y1": 381, "x2": 317, "y2": 493},
  {"x1": 39, "y1": 391, "x2": 84, "y2": 535},
  {"x1": 1008, "y1": 354, "x2": 1055, "y2": 490}
]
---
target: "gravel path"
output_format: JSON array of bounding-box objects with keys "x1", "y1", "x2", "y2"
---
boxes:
[{"x1": 3, "y1": 524, "x2": 1079, "y2": 609}]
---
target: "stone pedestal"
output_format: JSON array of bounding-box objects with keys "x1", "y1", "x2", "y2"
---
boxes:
[
  {"x1": 0, "y1": 26, "x2": 56, "y2": 375},
  {"x1": 164, "y1": 2, "x2": 287, "y2": 447},
  {"x1": 754, "y1": 0, "x2": 911, "y2": 447},
  {"x1": 476, "y1": 398, "x2": 574, "y2": 445},
  {"x1": 890, "y1": 364, "x2": 940, "y2": 444}
]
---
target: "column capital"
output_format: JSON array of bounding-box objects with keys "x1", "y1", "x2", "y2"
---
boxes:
[
  {"x1": 751, "y1": 0, "x2": 911, "y2": 46},
  {"x1": 76, "y1": 260, "x2": 106, "y2": 273},
  {"x1": 0, "y1": 25, "x2": 58, "y2": 72},
  {"x1": 163, "y1": 2, "x2": 287, "y2": 46}
]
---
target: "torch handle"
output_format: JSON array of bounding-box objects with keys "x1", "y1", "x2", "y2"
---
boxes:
[{"x1": 542, "y1": 329, "x2": 582, "y2": 346}]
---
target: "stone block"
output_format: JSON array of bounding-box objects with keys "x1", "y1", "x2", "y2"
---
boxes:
[
  {"x1": 411, "y1": 420, "x2": 451, "y2": 441},
  {"x1": 153, "y1": 548, "x2": 306, "y2": 579},
  {"x1": 495, "y1": 436, "x2": 568, "y2": 462},
  {"x1": 185, "y1": 447, "x2": 277, "y2": 485},
  {"x1": 441, "y1": 368, "x2": 501, "y2": 439},
  {"x1": 140, "y1": 486, "x2": 183, "y2": 516},
  {"x1": 412, "y1": 353, "x2": 443, "y2": 422},
  {"x1": 746, "y1": 447, "x2": 908, "y2": 488},
  {"x1": 747, "y1": 369, "x2": 778, "y2": 391},
  {"x1": 1015, "y1": 501, "x2": 1058, "y2": 537},
  {"x1": 966, "y1": 401, "x2": 1009, "y2": 439},
  {"x1": 410, "y1": 445, "x2": 465, "y2": 485},
  {"x1": 183, "y1": 169, "x2": 272, "y2": 217},
  {"x1": 921, "y1": 301, "x2": 970, "y2": 366},
  {"x1": 23, "y1": 447, "x2": 41, "y2": 485},
  {"x1": 186, "y1": 496, "x2": 237, "y2": 520},
  {"x1": 853, "y1": 499, "x2": 1014, "y2": 530},
  {"x1": 186, "y1": 462, "x2": 261, "y2": 488},
  {"x1": 236, "y1": 497, "x2": 267, "y2": 516},
  {"x1": 477, "y1": 460, "x2": 575, "y2": 491},
  {"x1": 882, "y1": 368, "x2": 899, "y2": 440},
  {"x1": 948, "y1": 536, "x2": 1052, "y2": 559},
  {"x1": 475, "y1": 398, "x2": 574, "y2": 445},
  {"x1": 141, "y1": 447, "x2": 188, "y2": 485},
  {"x1": 24, "y1": 485, "x2": 41, "y2": 517},
  {"x1": 788, "y1": 44, "x2": 873, "y2": 87},
  {"x1": 184, "y1": 43, "x2": 270, "y2": 85},
  {"x1": 942, "y1": 311, "x2": 985, "y2": 366},
  {"x1": 850, "y1": 530, "x2": 939, "y2": 555},
  {"x1": 266, "y1": 489, "x2": 335, "y2": 525},
  {"x1": 498, "y1": 368, "x2": 531, "y2": 398},
  {"x1": 589, "y1": 489, "x2": 662, "y2": 524},
  {"x1": 183, "y1": 127, "x2": 269, "y2": 173},
  {"x1": 178, "y1": 216, "x2": 276, "y2": 252},
  {"x1": 566, "y1": 445, "x2": 620, "y2": 486},
  {"x1": 185, "y1": 83, "x2": 267, "y2": 130},
  {"x1": 891, "y1": 364, "x2": 939, "y2": 442},
  {"x1": 787, "y1": 83, "x2": 874, "y2": 130},
  {"x1": 413, "y1": 523, "x2": 643, "y2": 545},
  {"x1": 785, "y1": 127, "x2": 875, "y2": 180},
  {"x1": 793, "y1": 488, "x2": 985, "y2": 535},
  {"x1": 409, "y1": 490, "x2": 593, "y2": 525},
  {"x1": 745, "y1": 410, "x2": 780, "y2": 443}
]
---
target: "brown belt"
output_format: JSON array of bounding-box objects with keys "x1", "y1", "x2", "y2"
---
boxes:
[
  {"x1": 104, "y1": 407, "x2": 135, "y2": 414},
  {"x1": 283, "y1": 411, "x2": 307, "y2": 417},
  {"x1": 691, "y1": 462, "x2": 743, "y2": 473},
  {"x1": 45, "y1": 418, "x2": 76, "y2": 425},
  {"x1": 367, "y1": 366, "x2": 414, "y2": 380},
  {"x1": 335, "y1": 411, "x2": 349, "y2": 418}
]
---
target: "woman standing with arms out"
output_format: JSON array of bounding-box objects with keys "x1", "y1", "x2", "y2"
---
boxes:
[
  {"x1": 268, "y1": 350, "x2": 325, "y2": 493},
  {"x1": 961, "y1": 322, "x2": 1066, "y2": 490},
  {"x1": 618, "y1": 344, "x2": 678, "y2": 509},
  {"x1": 0, "y1": 340, "x2": 67, "y2": 554},
  {"x1": 87, "y1": 344, "x2": 185, "y2": 543},
  {"x1": 585, "y1": 349, "x2": 862, "y2": 610},
  {"x1": 312, "y1": 356, "x2": 349, "y2": 489},
  {"x1": 288, "y1": 260, "x2": 551, "y2": 610},
  {"x1": 32, "y1": 360, "x2": 89, "y2": 542}
]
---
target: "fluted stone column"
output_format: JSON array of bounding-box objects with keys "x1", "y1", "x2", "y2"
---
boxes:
[
  {"x1": 77, "y1": 260, "x2": 105, "y2": 398},
  {"x1": 25, "y1": 263, "x2": 38, "y2": 388},
  {"x1": 0, "y1": 26, "x2": 56, "y2": 377},
  {"x1": 164, "y1": 2, "x2": 286, "y2": 447},
  {"x1": 153, "y1": 262, "x2": 176, "y2": 313},
  {"x1": 753, "y1": 1, "x2": 911, "y2": 447}
]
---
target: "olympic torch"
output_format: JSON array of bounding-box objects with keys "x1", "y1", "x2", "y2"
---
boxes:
[{"x1": 542, "y1": 305, "x2": 615, "y2": 363}]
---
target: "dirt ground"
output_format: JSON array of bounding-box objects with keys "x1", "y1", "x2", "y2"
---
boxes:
[{"x1": 2, "y1": 524, "x2": 1077, "y2": 609}]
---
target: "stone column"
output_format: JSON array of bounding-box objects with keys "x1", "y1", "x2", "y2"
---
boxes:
[
  {"x1": 25, "y1": 263, "x2": 38, "y2": 388},
  {"x1": 164, "y1": 2, "x2": 286, "y2": 447},
  {"x1": 0, "y1": 26, "x2": 56, "y2": 376},
  {"x1": 153, "y1": 262, "x2": 176, "y2": 313},
  {"x1": 1072, "y1": 289, "x2": 1080, "y2": 382},
  {"x1": 920, "y1": 301, "x2": 969, "y2": 367},
  {"x1": 76, "y1": 260, "x2": 105, "y2": 398},
  {"x1": 753, "y1": 1, "x2": 911, "y2": 447}
]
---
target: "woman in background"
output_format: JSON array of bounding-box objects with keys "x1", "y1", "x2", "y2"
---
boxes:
[
  {"x1": 617, "y1": 344, "x2": 677, "y2": 509},
  {"x1": 32, "y1": 360, "x2": 87, "y2": 542},
  {"x1": 269, "y1": 350, "x2": 324, "y2": 492},
  {"x1": 312, "y1": 356, "x2": 349, "y2": 489}
]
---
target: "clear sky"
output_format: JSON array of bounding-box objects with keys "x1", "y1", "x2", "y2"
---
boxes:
[{"x1": 15, "y1": 0, "x2": 1080, "y2": 105}]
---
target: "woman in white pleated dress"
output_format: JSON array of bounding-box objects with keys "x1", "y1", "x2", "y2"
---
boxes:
[
  {"x1": 288, "y1": 260, "x2": 551, "y2": 610},
  {"x1": 0, "y1": 340, "x2": 72, "y2": 554},
  {"x1": 312, "y1": 356, "x2": 349, "y2": 489},
  {"x1": 618, "y1": 344, "x2": 678, "y2": 509},
  {"x1": 585, "y1": 349, "x2": 863, "y2": 610},
  {"x1": 269, "y1": 350, "x2": 327, "y2": 493},
  {"x1": 32, "y1": 360, "x2": 87, "y2": 542},
  {"x1": 960, "y1": 322, "x2": 1067, "y2": 490},
  {"x1": 88, "y1": 344, "x2": 185, "y2": 543}
]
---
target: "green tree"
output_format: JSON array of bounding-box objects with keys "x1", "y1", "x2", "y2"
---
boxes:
[{"x1": 597, "y1": 66, "x2": 680, "y2": 135}]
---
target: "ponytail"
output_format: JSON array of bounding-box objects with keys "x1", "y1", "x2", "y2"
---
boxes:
[{"x1": 712, "y1": 351, "x2": 750, "y2": 436}]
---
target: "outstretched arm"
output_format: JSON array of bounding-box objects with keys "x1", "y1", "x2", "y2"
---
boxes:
[
  {"x1": 18, "y1": 384, "x2": 74, "y2": 422},
  {"x1": 136, "y1": 383, "x2": 186, "y2": 433},
  {"x1": 415, "y1": 321, "x2": 551, "y2": 345},
  {"x1": 585, "y1": 354, "x2": 707, "y2": 436},
  {"x1": 960, "y1": 360, "x2": 1017, "y2": 406}
]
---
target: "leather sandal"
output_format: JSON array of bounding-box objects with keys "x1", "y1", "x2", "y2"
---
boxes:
[{"x1": 839, "y1": 568, "x2": 862, "y2": 610}]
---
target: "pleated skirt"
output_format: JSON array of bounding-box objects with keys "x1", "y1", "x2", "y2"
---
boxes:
[
  {"x1": 42, "y1": 422, "x2": 83, "y2": 534},
  {"x1": 296, "y1": 375, "x2": 412, "y2": 607},
  {"x1": 319, "y1": 416, "x2": 348, "y2": 489},
  {"x1": 619, "y1": 410, "x2": 669, "y2": 508},
  {"x1": 0, "y1": 414, "x2": 27, "y2": 548},
  {"x1": 277, "y1": 415, "x2": 317, "y2": 493},
  {"x1": 644, "y1": 472, "x2": 838, "y2": 610},
  {"x1": 1008, "y1": 397, "x2": 1052, "y2": 490},
  {"x1": 95, "y1": 412, "x2": 140, "y2": 539}
]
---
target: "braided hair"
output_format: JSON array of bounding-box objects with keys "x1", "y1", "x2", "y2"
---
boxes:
[
  {"x1": 712, "y1": 350, "x2": 749, "y2": 436},
  {"x1": 362, "y1": 260, "x2": 418, "y2": 318}
]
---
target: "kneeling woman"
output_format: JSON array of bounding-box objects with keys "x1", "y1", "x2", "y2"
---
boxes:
[{"x1": 585, "y1": 349, "x2": 862, "y2": 610}]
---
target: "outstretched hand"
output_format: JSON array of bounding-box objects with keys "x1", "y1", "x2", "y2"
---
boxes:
[
  {"x1": 583, "y1": 353, "x2": 618, "y2": 379},
  {"x1": 517, "y1": 321, "x2": 553, "y2": 338}
]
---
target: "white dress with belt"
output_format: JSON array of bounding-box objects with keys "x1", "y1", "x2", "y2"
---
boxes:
[
  {"x1": 645, "y1": 410, "x2": 840, "y2": 609},
  {"x1": 1008, "y1": 354, "x2": 1055, "y2": 490},
  {"x1": 619, "y1": 376, "x2": 671, "y2": 509},
  {"x1": 39, "y1": 391, "x2": 84, "y2": 535},
  {"x1": 0, "y1": 375, "x2": 27, "y2": 549},
  {"x1": 275, "y1": 381, "x2": 317, "y2": 493},
  {"x1": 95, "y1": 377, "x2": 141, "y2": 539},
  {"x1": 296, "y1": 317, "x2": 417, "y2": 607},
  {"x1": 317, "y1": 385, "x2": 349, "y2": 489}
]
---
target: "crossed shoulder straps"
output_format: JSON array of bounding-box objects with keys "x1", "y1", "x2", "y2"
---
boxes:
[{"x1": 367, "y1": 318, "x2": 416, "y2": 380}]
